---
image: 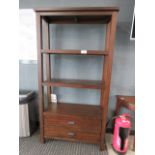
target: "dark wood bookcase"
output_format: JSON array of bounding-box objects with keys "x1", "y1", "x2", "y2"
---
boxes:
[{"x1": 35, "y1": 7, "x2": 119, "y2": 150}]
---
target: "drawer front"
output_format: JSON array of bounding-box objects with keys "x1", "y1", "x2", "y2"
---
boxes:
[
  {"x1": 44, "y1": 115, "x2": 101, "y2": 133},
  {"x1": 44, "y1": 126, "x2": 100, "y2": 143}
]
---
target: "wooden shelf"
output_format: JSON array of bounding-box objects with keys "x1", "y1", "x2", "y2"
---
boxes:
[
  {"x1": 41, "y1": 49, "x2": 108, "y2": 55},
  {"x1": 44, "y1": 103, "x2": 101, "y2": 119},
  {"x1": 42, "y1": 79, "x2": 103, "y2": 89},
  {"x1": 35, "y1": 8, "x2": 119, "y2": 22},
  {"x1": 35, "y1": 7, "x2": 119, "y2": 12}
]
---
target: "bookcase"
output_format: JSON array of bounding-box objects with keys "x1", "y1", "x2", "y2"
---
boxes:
[{"x1": 35, "y1": 7, "x2": 119, "y2": 150}]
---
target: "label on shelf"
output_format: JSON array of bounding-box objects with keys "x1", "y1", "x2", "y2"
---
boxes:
[
  {"x1": 51, "y1": 94, "x2": 57, "y2": 103},
  {"x1": 81, "y1": 50, "x2": 87, "y2": 54}
]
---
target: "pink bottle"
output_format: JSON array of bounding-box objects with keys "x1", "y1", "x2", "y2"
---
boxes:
[{"x1": 112, "y1": 114, "x2": 131, "y2": 153}]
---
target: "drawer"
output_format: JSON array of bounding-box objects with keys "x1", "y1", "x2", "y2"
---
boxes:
[
  {"x1": 44, "y1": 126, "x2": 100, "y2": 143},
  {"x1": 44, "y1": 115, "x2": 101, "y2": 133}
]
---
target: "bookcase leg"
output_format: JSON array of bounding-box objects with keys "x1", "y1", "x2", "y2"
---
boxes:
[
  {"x1": 100, "y1": 141, "x2": 106, "y2": 151},
  {"x1": 40, "y1": 136, "x2": 45, "y2": 143}
]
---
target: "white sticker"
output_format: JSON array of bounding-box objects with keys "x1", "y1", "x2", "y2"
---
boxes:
[
  {"x1": 51, "y1": 94, "x2": 57, "y2": 103},
  {"x1": 81, "y1": 50, "x2": 87, "y2": 54}
]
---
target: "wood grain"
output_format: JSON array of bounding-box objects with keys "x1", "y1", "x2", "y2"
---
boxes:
[
  {"x1": 100, "y1": 12, "x2": 118, "y2": 150},
  {"x1": 44, "y1": 115, "x2": 101, "y2": 133},
  {"x1": 42, "y1": 79, "x2": 103, "y2": 89},
  {"x1": 44, "y1": 103, "x2": 101, "y2": 144},
  {"x1": 44, "y1": 126, "x2": 100, "y2": 143},
  {"x1": 44, "y1": 103, "x2": 101, "y2": 118},
  {"x1": 34, "y1": 7, "x2": 119, "y2": 12},
  {"x1": 41, "y1": 49, "x2": 109, "y2": 55},
  {"x1": 36, "y1": 14, "x2": 44, "y2": 143}
]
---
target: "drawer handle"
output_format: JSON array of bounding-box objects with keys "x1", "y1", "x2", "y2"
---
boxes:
[
  {"x1": 67, "y1": 132, "x2": 75, "y2": 136},
  {"x1": 67, "y1": 121, "x2": 75, "y2": 125}
]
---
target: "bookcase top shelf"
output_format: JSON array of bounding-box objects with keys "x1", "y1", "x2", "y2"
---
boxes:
[
  {"x1": 34, "y1": 7, "x2": 119, "y2": 24},
  {"x1": 34, "y1": 7, "x2": 119, "y2": 12}
]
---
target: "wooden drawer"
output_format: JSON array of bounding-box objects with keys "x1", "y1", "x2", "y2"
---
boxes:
[
  {"x1": 44, "y1": 126, "x2": 100, "y2": 143},
  {"x1": 44, "y1": 114, "x2": 101, "y2": 133}
]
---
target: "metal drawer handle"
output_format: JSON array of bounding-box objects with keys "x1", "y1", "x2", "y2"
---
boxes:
[
  {"x1": 67, "y1": 121, "x2": 75, "y2": 125},
  {"x1": 67, "y1": 132, "x2": 75, "y2": 136}
]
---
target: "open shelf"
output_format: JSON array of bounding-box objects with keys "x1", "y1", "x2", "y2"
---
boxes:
[
  {"x1": 42, "y1": 79, "x2": 103, "y2": 89},
  {"x1": 45, "y1": 15, "x2": 112, "y2": 24},
  {"x1": 41, "y1": 49, "x2": 109, "y2": 55},
  {"x1": 44, "y1": 102, "x2": 101, "y2": 119}
]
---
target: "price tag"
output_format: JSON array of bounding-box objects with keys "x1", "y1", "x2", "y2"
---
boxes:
[
  {"x1": 81, "y1": 50, "x2": 87, "y2": 54},
  {"x1": 51, "y1": 94, "x2": 57, "y2": 103}
]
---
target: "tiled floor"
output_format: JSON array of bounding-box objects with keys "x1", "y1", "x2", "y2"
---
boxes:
[
  {"x1": 20, "y1": 131, "x2": 108, "y2": 155},
  {"x1": 105, "y1": 134, "x2": 135, "y2": 155},
  {"x1": 19, "y1": 130, "x2": 135, "y2": 155}
]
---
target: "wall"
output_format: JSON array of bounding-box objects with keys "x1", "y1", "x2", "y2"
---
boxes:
[{"x1": 19, "y1": 0, "x2": 135, "y2": 128}]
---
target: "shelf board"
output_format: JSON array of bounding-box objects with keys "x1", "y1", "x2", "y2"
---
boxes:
[
  {"x1": 41, "y1": 49, "x2": 108, "y2": 56},
  {"x1": 42, "y1": 79, "x2": 103, "y2": 89},
  {"x1": 35, "y1": 8, "x2": 119, "y2": 21},
  {"x1": 44, "y1": 102, "x2": 101, "y2": 119},
  {"x1": 35, "y1": 7, "x2": 119, "y2": 12}
]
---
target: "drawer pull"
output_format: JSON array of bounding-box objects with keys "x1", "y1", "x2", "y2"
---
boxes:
[
  {"x1": 67, "y1": 132, "x2": 75, "y2": 136},
  {"x1": 67, "y1": 121, "x2": 75, "y2": 125}
]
